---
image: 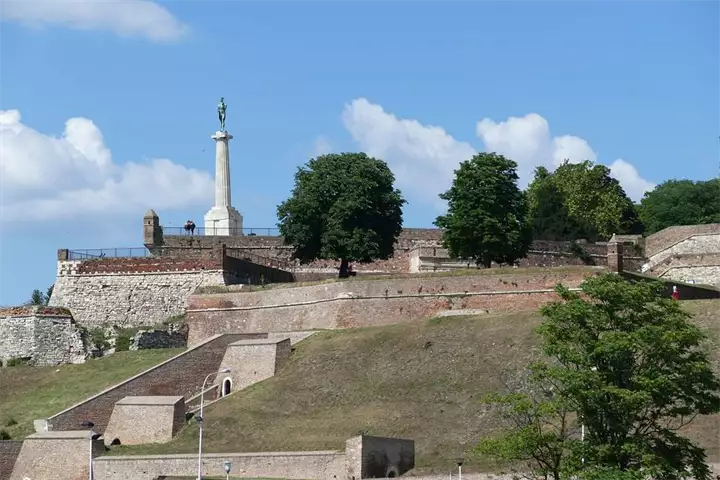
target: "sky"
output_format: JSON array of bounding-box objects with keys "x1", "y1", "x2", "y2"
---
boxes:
[{"x1": 0, "y1": 0, "x2": 718, "y2": 305}]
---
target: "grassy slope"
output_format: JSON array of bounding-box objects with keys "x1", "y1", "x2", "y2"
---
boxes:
[
  {"x1": 112, "y1": 300, "x2": 719, "y2": 473},
  {"x1": 0, "y1": 348, "x2": 184, "y2": 439}
]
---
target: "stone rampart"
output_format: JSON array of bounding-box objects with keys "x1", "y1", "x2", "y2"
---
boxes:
[
  {"x1": 50, "y1": 247, "x2": 296, "y2": 328},
  {"x1": 645, "y1": 224, "x2": 720, "y2": 258},
  {"x1": 93, "y1": 434, "x2": 413, "y2": 480},
  {"x1": 94, "y1": 451, "x2": 347, "y2": 480},
  {"x1": 0, "y1": 307, "x2": 86, "y2": 366},
  {"x1": 186, "y1": 268, "x2": 602, "y2": 344},
  {"x1": 644, "y1": 233, "x2": 720, "y2": 271},
  {"x1": 0, "y1": 441, "x2": 22, "y2": 480},
  {"x1": 43, "y1": 333, "x2": 265, "y2": 434}
]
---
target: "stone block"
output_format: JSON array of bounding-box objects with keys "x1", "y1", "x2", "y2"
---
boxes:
[
  {"x1": 345, "y1": 435, "x2": 415, "y2": 479},
  {"x1": 10, "y1": 430, "x2": 104, "y2": 480},
  {"x1": 216, "y1": 337, "x2": 292, "y2": 394},
  {"x1": 103, "y1": 396, "x2": 185, "y2": 446}
]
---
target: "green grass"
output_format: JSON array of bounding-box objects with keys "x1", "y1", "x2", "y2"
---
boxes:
[
  {"x1": 110, "y1": 300, "x2": 719, "y2": 473},
  {"x1": 0, "y1": 348, "x2": 185, "y2": 439},
  {"x1": 195, "y1": 265, "x2": 605, "y2": 294}
]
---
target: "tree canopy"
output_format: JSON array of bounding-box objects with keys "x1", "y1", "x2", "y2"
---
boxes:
[
  {"x1": 478, "y1": 274, "x2": 720, "y2": 480},
  {"x1": 639, "y1": 179, "x2": 720, "y2": 234},
  {"x1": 527, "y1": 161, "x2": 643, "y2": 241},
  {"x1": 26, "y1": 285, "x2": 53, "y2": 306},
  {"x1": 276, "y1": 152, "x2": 406, "y2": 277},
  {"x1": 434, "y1": 152, "x2": 532, "y2": 268}
]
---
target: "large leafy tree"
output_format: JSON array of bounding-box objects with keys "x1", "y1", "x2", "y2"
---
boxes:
[
  {"x1": 479, "y1": 274, "x2": 720, "y2": 480},
  {"x1": 277, "y1": 152, "x2": 405, "y2": 278},
  {"x1": 434, "y1": 153, "x2": 532, "y2": 268},
  {"x1": 639, "y1": 179, "x2": 720, "y2": 234},
  {"x1": 527, "y1": 161, "x2": 643, "y2": 241},
  {"x1": 526, "y1": 166, "x2": 595, "y2": 241}
]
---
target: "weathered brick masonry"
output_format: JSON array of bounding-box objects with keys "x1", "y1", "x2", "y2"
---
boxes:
[
  {"x1": 0, "y1": 441, "x2": 22, "y2": 480},
  {"x1": 45, "y1": 333, "x2": 265, "y2": 434},
  {"x1": 186, "y1": 268, "x2": 602, "y2": 344}
]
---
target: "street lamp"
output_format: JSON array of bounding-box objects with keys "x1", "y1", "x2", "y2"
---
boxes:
[
  {"x1": 80, "y1": 420, "x2": 101, "y2": 480},
  {"x1": 456, "y1": 457, "x2": 464, "y2": 480},
  {"x1": 196, "y1": 368, "x2": 231, "y2": 480},
  {"x1": 223, "y1": 460, "x2": 232, "y2": 480},
  {"x1": 581, "y1": 366, "x2": 598, "y2": 465}
]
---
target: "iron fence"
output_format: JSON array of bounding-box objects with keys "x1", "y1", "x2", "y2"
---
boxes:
[
  {"x1": 68, "y1": 247, "x2": 154, "y2": 260},
  {"x1": 161, "y1": 226, "x2": 280, "y2": 236}
]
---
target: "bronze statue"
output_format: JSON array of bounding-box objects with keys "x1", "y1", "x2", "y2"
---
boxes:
[{"x1": 218, "y1": 97, "x2": 227, "y2": 131}]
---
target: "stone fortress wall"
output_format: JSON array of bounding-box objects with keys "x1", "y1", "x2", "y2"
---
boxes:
[
  {"x1": 642, "y1": 223, "x2": 720, "y2": 287},
  {"x1": 186, "y1": 267, "x2": 602, "y2": 345},
  {"x1": 0, "y1": 306, "x2": 86, "y2": 366}
]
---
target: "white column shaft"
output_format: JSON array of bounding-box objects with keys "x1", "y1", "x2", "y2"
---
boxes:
[{"x1": 214, "y1": 138, "x2": 231, "y2": 208}]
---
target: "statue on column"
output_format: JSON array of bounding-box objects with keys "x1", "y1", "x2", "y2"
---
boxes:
[{"x1": 218, "y1": 97, "x2": 227, "y2": 132}]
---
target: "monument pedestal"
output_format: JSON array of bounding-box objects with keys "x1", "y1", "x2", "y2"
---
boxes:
[{"x1": 204, "y1": 206, "x2": 243, "y2": 236}]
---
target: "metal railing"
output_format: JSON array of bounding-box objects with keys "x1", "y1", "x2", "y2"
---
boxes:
[
  {"x1": 161, "y1": 226, "x2": 280, "y2": 236},
  {"x1": 68, "y1": 247, "x2": 154, "y2": 260}
]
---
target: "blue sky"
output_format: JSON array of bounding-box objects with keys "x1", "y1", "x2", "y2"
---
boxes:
[{"x1": 0, "y1": 0, "x2": 718, "y2": 305}]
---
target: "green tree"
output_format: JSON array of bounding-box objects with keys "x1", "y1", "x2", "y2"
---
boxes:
[
  {"x1": 434, "y1": 153, "x2": 532, "y2": 268},
  {"x1": 639, "y1": 179, "x2": 720, "y2": 234},
  {"x1": 527, "y1": 161, "x2": 643, "y2": 241},
  {"x1": 526, "y1": 166, "x2": 595, "y2": 241},
  {"x1": 277, "y1": 152, "x2": 406, "y2": 278},
  {"x1": 479, "y1": 274, "x2": 720, "y2": 480},
  {"x1": 26, "y1": 284, "x2": 53, "y2": 305}
]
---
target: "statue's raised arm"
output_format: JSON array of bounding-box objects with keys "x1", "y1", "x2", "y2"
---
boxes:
[{"x1": 218, "y1": 97, "x2": 227, "y2": 131}]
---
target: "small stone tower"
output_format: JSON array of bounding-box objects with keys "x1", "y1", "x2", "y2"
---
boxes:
[
  {"x1": 607, "y1": 236, "x2": 624, "y2": 273},
  {"x1": 143, "y1": 209, "x2": 162, "y2": 249}
]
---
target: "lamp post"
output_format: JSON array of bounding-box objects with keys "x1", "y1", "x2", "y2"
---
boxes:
[
  {"x1": 581, "y1": 366, "x2": 598, "y2": 465},
  {"x1": 80, "y1": 420, "x2": 100, "y2": 480},
  {"x1": 197, "y1": 368, "x2": 231, "y2": 480},
  {"x1": 456, "y1": 457, "x2": 463, "y2": 480},
  {"x1": 223, "y1": 460, "x2": 232, "y2": 480}
]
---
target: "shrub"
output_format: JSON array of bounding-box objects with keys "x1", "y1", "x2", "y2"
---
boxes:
[
  {"x1": 114, "y1": 328, "x2": 137, "y2": 352},
  {"x1": 4, "y1": 357, "x2": 29, "y2": 367},
  {"x1": 4, "y1": 418, "x2": 17, "y2": 427},
  {"x1": 88, "y1": 328, "x2": 110, "y2": 353},
  {"x1": 0, "y1": 429, "x2": 11, "y2": 440}
]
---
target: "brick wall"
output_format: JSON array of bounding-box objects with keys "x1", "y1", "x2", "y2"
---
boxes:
[
  {"x1": 218, "y1": 338, "x2": 292, "y2": 391},
  {"x1": 224, "y1": 253, "x2": 296, "y2": 284},
  {"x1": 186, "y1": 268, "x2": 601, "y2": 344},
  {"x1": 9, "y1": 432, "x2": 105, "y2": 480},
  {"x1": 645, "y1": 233, "x2": 720, "y2": 272},
  {"x1": 76, "y1": 256, "x2": 222, "y2": 274},
  {"x1": 103, "y1": 396, "x2": 185, "y2": 446},
  {"x1": 45, "y1": 333, "x2": 266, "y2": 434},
  {"x1": 0, "y1": 441, "x2": 22, "y2": 480}
]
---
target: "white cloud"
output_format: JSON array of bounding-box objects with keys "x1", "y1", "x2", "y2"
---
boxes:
[
  {"x1": 0, "y1": 0, "x2": 188, "y2": 42},
  {"x1": 0, "y1": 109, "x2": 213, "y2": 222},
  {"x1": 342, "y1": 98, "x2": 475, "y2": 210},
  {"x1": 342, "y1": 98, "x2": 654, "y2": 206}
]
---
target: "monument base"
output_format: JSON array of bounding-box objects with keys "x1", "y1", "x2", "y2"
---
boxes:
[{"x1": 204, "y1": 206, "x2": 243, "y2": 236}]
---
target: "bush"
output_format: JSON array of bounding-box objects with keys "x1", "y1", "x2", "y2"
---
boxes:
[
  {"x1": 568, "y1": 241, "x2": 594, "y2": 265},
  {"x1": 88, "y1": 328, "x2": 110, "y2": 353},
  {"x1": 4, "y1": 357, "x2": 29, "y2": 367},
  {"x1": 0, "y1": 429, "x2": 11, "y2": 440},
  {"x1": 4, "y1": 418, "x2": 17, "y2": 427},
  {"x1": 114, "y1": 328, "x2": 137, "y2": 352}
]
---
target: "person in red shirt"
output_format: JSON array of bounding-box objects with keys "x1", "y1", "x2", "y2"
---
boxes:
[{"x1": 671, "y1": 285, "x2": 680, "y2": 301}]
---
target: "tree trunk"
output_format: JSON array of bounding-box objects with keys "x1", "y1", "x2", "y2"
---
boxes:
[{"x1": 339, "y1": 258, "x2": 350, "y2": 278}]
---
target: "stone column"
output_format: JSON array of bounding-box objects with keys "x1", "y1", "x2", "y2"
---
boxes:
[
  {"x1": 204, "y1": 130, "x2": 243, "y2": 236},
  {"x1": 213, "y1": 131, "x2": 233, "y2": 208}
]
